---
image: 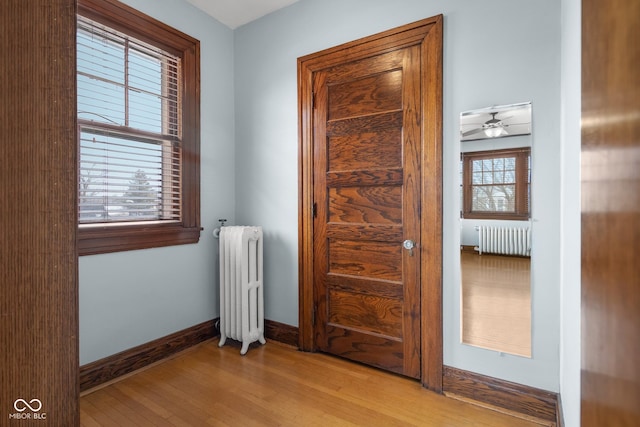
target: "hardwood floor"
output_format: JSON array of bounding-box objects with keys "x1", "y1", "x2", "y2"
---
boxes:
[
  {"x1": 461, "y1": 251, "x2": 531, "y2": 357},
  {"x1": 80, "y1": 339, "x2": 544, "y2": 426}
]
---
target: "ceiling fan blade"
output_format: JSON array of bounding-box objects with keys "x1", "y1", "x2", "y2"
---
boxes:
[
  {"x1": 502, "y1": 122, "x2": 529, "y2": 127},
  {"x1": 462, "y1": 127, "x2": 486, "y2": 137}
]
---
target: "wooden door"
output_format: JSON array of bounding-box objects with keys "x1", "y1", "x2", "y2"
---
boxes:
[
  {"x1": 312, "y1": 47, "x2": 422, "y2": 378},
  {"x1": 299, "y1": 16, "x2": 443, "y2": 387},
  {"x1": 581, "y1": 0, "x2": 640, "y2": 425}
]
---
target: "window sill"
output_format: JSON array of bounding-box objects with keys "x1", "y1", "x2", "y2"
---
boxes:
[
  {"x1": 461, "y1": 213, "x2": 530, "y2": 221},
  {"x1": 78, "y1": 222, "x2": 201, "y2": 255}
]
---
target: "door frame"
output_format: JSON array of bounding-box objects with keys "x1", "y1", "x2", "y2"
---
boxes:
[{"x1": 297, "y1": 15, "x2": 443, "y2": 392}]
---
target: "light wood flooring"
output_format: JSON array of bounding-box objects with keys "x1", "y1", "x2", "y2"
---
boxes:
[
  {"x1": 80, "y1": 339, "x2": 544, "y2": 426},
  {"x1": 461, "y1": 251, "x2": 531, "y2": 357}
]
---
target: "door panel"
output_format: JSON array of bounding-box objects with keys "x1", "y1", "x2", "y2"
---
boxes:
[
  {"x1": 327, "y1": 70, "x2": 403, "y2": 119},
  {"x1": 313, "y1": 46, "x2": 422, "y2": 378},
  {"x1": 329, "y1": 239, "x2": 403, "y2": 281},
  {"x1": 329, "y1": 186, "x2": 403, "y2": 224},
  {"x1": 328, "y1": 289, "x2": 403, "y2": 337},
  {"x1": 328, "y1": 127, "x2": 402, "y2": 171}
]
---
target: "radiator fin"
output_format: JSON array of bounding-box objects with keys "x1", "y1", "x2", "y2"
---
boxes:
[{"x1": 477, "y1": 226, "x2": 531, "y2": 257}]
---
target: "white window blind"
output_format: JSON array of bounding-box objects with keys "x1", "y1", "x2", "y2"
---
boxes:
[{"x1": 77, "y1": 15, "x2": 182, "y2": 223}]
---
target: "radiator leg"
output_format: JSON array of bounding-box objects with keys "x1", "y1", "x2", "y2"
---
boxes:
[
  {"x1": 258, "y1": 278, "x2": 266, "y2": 345},
  {"x1": 240, "y1": 341, "x2": 250, "y2": 355}
]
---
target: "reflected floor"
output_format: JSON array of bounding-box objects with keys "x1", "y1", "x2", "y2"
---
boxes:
[{"x1": 461, "y1": 251, "x2": 531, "y2": 357}]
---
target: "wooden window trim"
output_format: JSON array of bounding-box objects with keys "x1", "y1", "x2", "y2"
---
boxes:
[
  {"x1": 461, "y1": 147, "x2": 530, "y2": 221},
  {"x1": 77, "y1": 0, "x2": 201, "y2": 255}
]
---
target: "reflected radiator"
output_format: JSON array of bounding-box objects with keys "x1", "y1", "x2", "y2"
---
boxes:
[
  {"x1": 218, "y1": 226, "x2": 265, "y2": 354},
  {"x1": 476, "y1": 226, "x2": 531, "y2": 257}
]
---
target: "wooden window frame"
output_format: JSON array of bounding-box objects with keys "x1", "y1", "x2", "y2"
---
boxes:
[
  {"x1": 461, "y1": 147, "x2": 530, "y2": 221},
  {"x1": 77, "y1": 0, "x2": 201, "y2": 255}
]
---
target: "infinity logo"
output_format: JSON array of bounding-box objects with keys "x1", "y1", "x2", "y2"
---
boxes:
[{"x1": 14, "y1": 399, "x2": 42, "y2": 412}]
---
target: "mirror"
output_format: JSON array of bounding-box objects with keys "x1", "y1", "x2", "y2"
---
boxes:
[{"x1": 459, "y1": 102, "x2": 532, "y2": 358}]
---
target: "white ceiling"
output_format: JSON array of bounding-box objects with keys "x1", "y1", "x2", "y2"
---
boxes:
[{"x1": 183, "y1": 0, "x2": 300, "y2": 29}]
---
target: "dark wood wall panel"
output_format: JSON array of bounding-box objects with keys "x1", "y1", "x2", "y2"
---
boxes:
[
  {"x1": 581, "y1": 0, "x2": 640, "y2": 425},
  {"x1": 0, "y1": 0, "x2": 78, "y2": 425}
]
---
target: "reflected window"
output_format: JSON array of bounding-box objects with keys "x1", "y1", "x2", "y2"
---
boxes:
[{"x1": 461, "y1": 148, "x2": 530, "y2": 220}]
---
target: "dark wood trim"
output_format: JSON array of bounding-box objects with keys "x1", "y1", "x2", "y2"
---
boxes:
[
  {"x1": 443, "y1": 366, "x2": 558, "y2": 423},
  {"x1": 80, "y1": 319, "x2": 300, "y2": 392},
  {"x1": 78, "y1": 223, "x2": 201, "y2": 255},
  {"x1": 80, "y1": 320, "x2": 218, "y2": 391},
  {"x1": 421, "y1": 16, "x2": 444, "y2": 392},
  {"x1": 298, "y1": 15, "x2": 443, "y2": 392},
  {"x1": 264, "y1": 320, "x2": 299, "y2": 347},
  {"x1": 77, "y1": 0, "x2": 198, "y2": 54},
  {"x1": 297, "y1": 40, "x2": 315, "y2": 353}
]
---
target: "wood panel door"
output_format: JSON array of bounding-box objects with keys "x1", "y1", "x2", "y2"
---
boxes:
[
  {"x1": 313, "y1": 47, "x2": 422, "y2": 378},
  {"x1": 298, "y1": 16, "x2": 443, "y2": 387}
]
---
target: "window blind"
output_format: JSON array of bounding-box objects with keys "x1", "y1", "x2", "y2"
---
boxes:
[{"x1": 77, "y1": 16, "x2": 182, "y2": 223}]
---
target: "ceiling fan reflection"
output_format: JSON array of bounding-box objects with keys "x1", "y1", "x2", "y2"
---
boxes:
[{"x1": 462, "y1": 112, "x2": 522, "y2": 138}]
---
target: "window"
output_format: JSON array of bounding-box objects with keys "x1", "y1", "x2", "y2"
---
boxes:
[
  {"x1": 461, "y1": 148, "x2": 531, "y2": 220},
  {"x1": 77, "y1": 0, "x2": 200, "y2": 255}
]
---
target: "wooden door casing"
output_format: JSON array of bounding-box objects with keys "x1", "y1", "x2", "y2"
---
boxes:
[{"x1": 298, "y1": 16, "x2": 443, "y2": 390}]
